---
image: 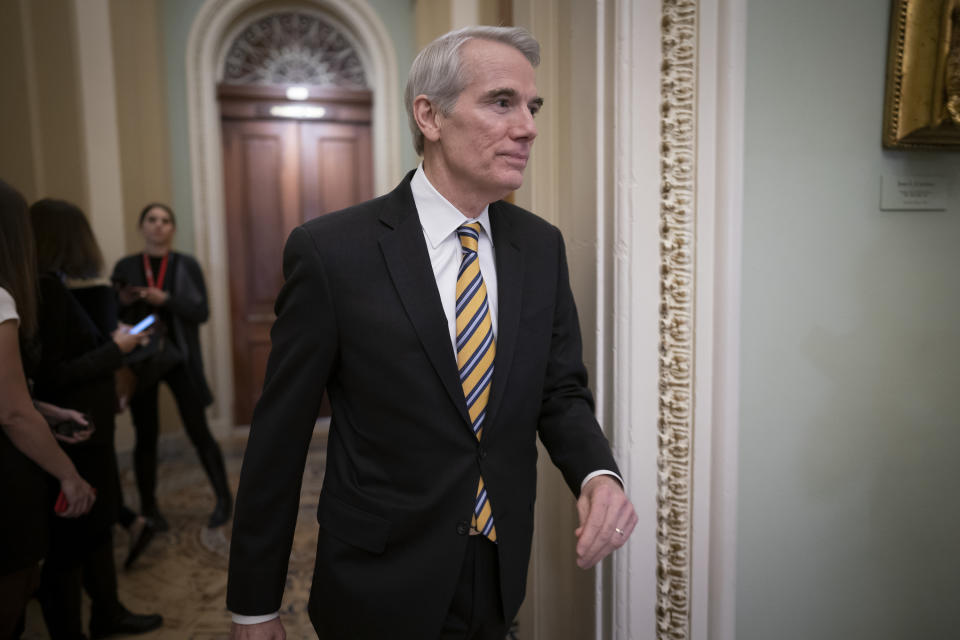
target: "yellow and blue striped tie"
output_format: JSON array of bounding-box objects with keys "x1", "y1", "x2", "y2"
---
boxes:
[{"x1": 456, "y1": 223, "x2": 496, "y2": 542}]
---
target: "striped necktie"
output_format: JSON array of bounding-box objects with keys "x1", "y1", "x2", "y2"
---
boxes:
[{"x1": 456, "y1": 222, "x2": 496, "y2": 542}]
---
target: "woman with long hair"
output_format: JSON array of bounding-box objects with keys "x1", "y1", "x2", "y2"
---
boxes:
[
  {"x1": 113, "y1": 203, "x2": 232, "y2": 530},
  {"x1": 30, "y1": 198, "x2": 163, "y2": 638},
  {"x1": 0, "y1": 180, "x2": 95, "y2": 638}
]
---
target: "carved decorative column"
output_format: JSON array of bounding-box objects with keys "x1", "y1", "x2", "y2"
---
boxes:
[{"x1": 657, "y1": 2, "x2": 698, "y2": 637}]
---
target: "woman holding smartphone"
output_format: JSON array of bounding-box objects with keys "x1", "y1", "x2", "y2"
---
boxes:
[
  {"x1": 112, "y1": 203, "x2": 232, "y2": 531},
  {"x1": 30, "y1": 199, "x2": 163, "y2": 639}
]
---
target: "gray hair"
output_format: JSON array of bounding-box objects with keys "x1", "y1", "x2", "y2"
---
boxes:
[{"x1": 404, "y1": 26, "x2": 540, "y2": 156}]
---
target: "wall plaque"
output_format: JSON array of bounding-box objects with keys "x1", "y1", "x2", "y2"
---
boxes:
[{"x1": 880, "y1": 175, "x2": 948, "y2": 209}]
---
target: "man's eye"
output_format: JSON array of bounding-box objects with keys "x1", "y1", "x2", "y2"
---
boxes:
[
  {"x1": 529, "y1": 105, "x2": 540, "y2": 116},
  {"x1": 496, "y1": 99, "x2": 510, "y2": 108}
]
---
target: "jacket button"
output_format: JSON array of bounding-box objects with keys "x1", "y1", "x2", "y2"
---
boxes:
[{"x1": 456, "y1": 521, "x2": 469, "y2": 536}]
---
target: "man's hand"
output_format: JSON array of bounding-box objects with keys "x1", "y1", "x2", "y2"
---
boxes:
[
  {"x1": 575, "y1": 475, "x2": 637, "y2": 569},
  {"x1": 230, "y1": 618, "x2": 285, "y2": 640}
]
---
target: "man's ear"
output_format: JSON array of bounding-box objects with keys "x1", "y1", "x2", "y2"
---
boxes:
[{"x1": 413, "y1": 95, "x2": 443, "y2": 144}]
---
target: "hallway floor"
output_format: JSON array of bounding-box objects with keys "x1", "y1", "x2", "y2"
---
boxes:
[{"x1": 22, "y1": 430, "x2": 327, "y2": 639}]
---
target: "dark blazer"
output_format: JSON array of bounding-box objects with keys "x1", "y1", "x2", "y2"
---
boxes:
[
  {"x1": 112, "y1": 251, "x2": 213, "y2": 405},
  {"x1": 227, "y1": 172, "x2": 619, "y2": 638}
]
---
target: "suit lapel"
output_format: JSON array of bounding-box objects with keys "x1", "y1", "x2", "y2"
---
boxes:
[
  {"x1": 378, "y1": 179, "x2": 471, "y2": 426},
  {"x1": 486, "y1": 202, "x2": 523, "y2": 432}
]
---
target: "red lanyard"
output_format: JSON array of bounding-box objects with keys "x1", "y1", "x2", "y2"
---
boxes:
[{"x1": 142, "y1": 253, "x2": 170, "y2": 289}]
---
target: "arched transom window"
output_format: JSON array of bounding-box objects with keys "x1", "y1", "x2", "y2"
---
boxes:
[{"x1": 222, "y1": 12, "x2": 368, "y2": 88}]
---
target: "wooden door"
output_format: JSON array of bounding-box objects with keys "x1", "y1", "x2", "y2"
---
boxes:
[
  {"x1": 221, "y1": 90, "x2": 373, "y2": 425},
  {"x1": 222, "y1": 120, "x2": 301, "y2": 425},
  {"x1": 299, "y1": 122, "x2": 373, "y2": 219}
]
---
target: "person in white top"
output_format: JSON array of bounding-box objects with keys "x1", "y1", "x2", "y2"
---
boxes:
[{"x1": 0, "y1": 179, "x2": 95, "y2": 638}]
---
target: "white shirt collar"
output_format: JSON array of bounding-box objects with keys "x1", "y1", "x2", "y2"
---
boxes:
[{"x1": 411, "y1": 164, "x2": 493, "y2": 249}]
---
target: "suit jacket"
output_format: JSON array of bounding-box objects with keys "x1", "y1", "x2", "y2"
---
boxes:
[
  {"x1": 112, "y1": 251, "x2": 213, "y2": 405},
  {"x1": 227, "y1": 172, "x2": 619, "y2": 638}
]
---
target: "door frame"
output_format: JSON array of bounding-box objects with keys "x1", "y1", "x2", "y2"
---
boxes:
[{"x1": 185, "y1": 0, "x2": 402, "y2": 433}]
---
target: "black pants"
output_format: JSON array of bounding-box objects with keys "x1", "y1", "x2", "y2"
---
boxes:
[
  {"x1": 439, "y1": 536, "x2": 507, "y2": 640},
  {"x1": 0, "y1": 563, "x2": 39, "y2": 640},
  {"x1": 129, "y1": 364, "x2": 224, "y2": 514},
  {"x1": 38, "y1": 528, "x2": 119, "y2": 639}
]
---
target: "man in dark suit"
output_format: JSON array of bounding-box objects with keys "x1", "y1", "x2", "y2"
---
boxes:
[{"x1": 227, "y1": 26, "x2": 636, "y2": 640}]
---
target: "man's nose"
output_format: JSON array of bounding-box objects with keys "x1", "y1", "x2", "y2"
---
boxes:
[{"x1": 511, "y1": 108, "x2": 537, "y2": 141}]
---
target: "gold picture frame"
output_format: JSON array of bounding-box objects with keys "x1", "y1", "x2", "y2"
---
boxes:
[{"x1": 883, "y1": 0, "x2": 960, "y2": 149}]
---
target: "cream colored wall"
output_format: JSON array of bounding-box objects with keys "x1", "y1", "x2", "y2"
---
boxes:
[
  {"x1": 0, "y1": 0, "x2": 87, "y2": 208},
  {"x1": 0, "y1": 0, "x2": 167, "y2": 258},
  {"x1": 73, "y1": 0, "x2": 125, "y2": 272},
  {"x1": 514, "y1": 0, "x2": 602, "y2": 637},
  {"x1": 414, "y1": 0, "x2": 509, "y2": 48},
  {"x1": 27, "y1": 0, "x2": 88, "y2": 208},
  {"x1": 0, "y1": 1, "x2": 39, "y2": 199},
  {"x1": 415, "y1": 0, "x2": 452, "y2": 48},
  {"x1": 109, "y1": 0, "x2": 173, "y2": 255}
]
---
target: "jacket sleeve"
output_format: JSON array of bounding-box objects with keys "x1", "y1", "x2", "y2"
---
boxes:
[
  {"x1": 36, "y1": 276, "x2": 123, "y2": 393},
  {"x1": 535, "y1": 231, "x2": 620, "y2": 497},
  {"x1": 226, "y1": 226, "x2": 339, "y2": 615},
  {"x1": 164, "y1": 255, "x2": 209, "y2": 325}
]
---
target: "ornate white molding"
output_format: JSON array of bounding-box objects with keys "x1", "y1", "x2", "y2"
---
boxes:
[
  {"x1": 607, "y1": 0, "x2": 665, "y2": 637},
  {"x1": 184, "y1": 0, "x2": 401, "y2": 432},
  {"x1": 657, "y1": 1, "x2": 698, "y2": 638},
  {"x1": 605, "y1": 0, "x2": 744, "y2": 638}
]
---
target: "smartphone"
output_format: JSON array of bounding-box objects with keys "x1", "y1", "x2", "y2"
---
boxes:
[
  {"x1": 54, "y1": 490, "x2": 68, "y2": 514},
  {"x1": 54, "y1": 487, "x2": 96, "y2": 514},
  {"x1": 130, "y1": 314, "x2": 156, "y2": 335},
  {"x1": 52, "y1": 414, "x2": 94, "y2": 437}
]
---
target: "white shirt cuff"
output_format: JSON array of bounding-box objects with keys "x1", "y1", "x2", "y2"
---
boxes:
[
  {"x1": 581, "y1": 470, "x2": 623, "y2": 491},
  {"x1": 231, "y1": 612, "x2": 280, "y2": 625}
]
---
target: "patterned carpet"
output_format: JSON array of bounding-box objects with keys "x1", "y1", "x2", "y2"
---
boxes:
[{"x1": 23, "y1": 430, "x2": 328, "y2": 639}]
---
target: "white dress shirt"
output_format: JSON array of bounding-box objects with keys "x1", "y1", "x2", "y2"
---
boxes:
[{"x1": 410, "y1": 165, "x2": 499, "y2": 354}]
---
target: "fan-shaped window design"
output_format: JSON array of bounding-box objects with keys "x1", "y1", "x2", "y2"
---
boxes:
[{"x1": 222, "y1": 12, "x2": 367, "y2": 88}]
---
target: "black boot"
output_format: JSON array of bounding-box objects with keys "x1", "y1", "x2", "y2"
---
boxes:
[
  {"x1": 123, "y1": 516, "x2": 158, "y2": 569},
  {"x1": 142, "y1": 506, "x2": 169, "y2": 533},
  {"x1": 89, "y1": 603, "x2": 162, "y2": 638},
  {"x1": 198, "y1": 445, "x2": 232, "y2": 528}
]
